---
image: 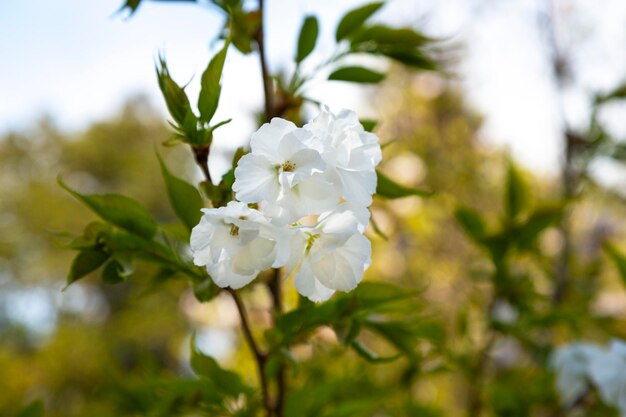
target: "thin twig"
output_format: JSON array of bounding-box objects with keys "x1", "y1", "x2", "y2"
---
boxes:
[
  {"x1": 254, "y1": 1, "x2": 288, "y2": 415},
  {"x1": 255, "y1": 0, "x2": 273, "y2": 122},
  {"x1": 190, "y1": 145, "x2": 272, "y2": 416},
  {"x1": 227, "y1": 288, "x2": 272, "y2": 415},
  {"x1": 268, "y1": 268, "x2": 286, "y2": 416}
]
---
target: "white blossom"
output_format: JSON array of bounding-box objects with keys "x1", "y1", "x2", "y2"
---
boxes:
[
  {"x1": 190, "y1": 201, "x2": 290, "y2": 289},
  {"x1": 550, "y1": 343, "x2": 602, "y2": 406},
  {"x1": 587, "y1": 340, "x2": 626, "y2": 416},
  {"x1": 303, "y1": 108, "x2": 382, "y2": 206},
  {"x1": 232, "y1": 118, "x2": 339, "y2": 225},
  {"x1": 551, "y1": 339, "x2": 626, "y2": 416},
  {"x1": 286, "y1": 209, "x2": 371, "y2": 302}
]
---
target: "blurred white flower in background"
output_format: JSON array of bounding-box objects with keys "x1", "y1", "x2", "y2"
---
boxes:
[{"x1": 551, "y1": 339, "x2": 626, "y2": 415}]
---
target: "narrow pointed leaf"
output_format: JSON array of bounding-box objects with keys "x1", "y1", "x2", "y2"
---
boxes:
[
  {"x1": 296, "y1": 15, "x2": 319, "y2": 63},
  {"x1": 505, "y1": 163, "x2": 529, "y2": 221},
  {"x1": 59, "y1": 178, "x2": 158, "y2": 239},
  {"x1": 157, "y1": 154, "x2": 203, "y2": 231},
  {"x1": 329, "y1": 66, "x2": 385, "y2": 84},
  {"x1": 336, "y1": 2, "x2": 384, "y2": 41},
  {"x1": 198, "y1": 40, "x2": 230, "y2": 123},
  {"x1": 67, "y1": 249, "x2": 110, "y2": 286},
  {"x1": 156, "y1": 56, "x2": 194, "y2": 127}
]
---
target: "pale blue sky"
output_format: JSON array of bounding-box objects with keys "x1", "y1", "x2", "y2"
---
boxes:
[{"x1": 2, "y1": 0, "x2": 626, "y2": 178}]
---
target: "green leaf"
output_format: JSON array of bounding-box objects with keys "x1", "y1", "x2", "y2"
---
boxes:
[
  {"x1": 383, "y1": 50, "x2": 437, "y2": 70},
  {"x1": 329, "y1": 66, "x2": 385, "y2": 84},
  {"x1": 360, "y1": 119, "x2": 378, "y2": 132},
  {"x1": 193, "y1": 279, "x2": 221, "y2": 303},
  {"x1": 512, "y1": 204, "x2": 562, "y2": 249},
  {"x1": 605, "y1": 244, "x2": 626, "y2": 287},
  {"x1": 454, "y1": 206, "x2": 486, "y2": 243},
  {"x1": 156, "y1": 56, "x2": 195, "y2": 128},
  {"x1": 198, "y1": 40, "x2": 230, "y2": 123},
  {"x1": 101, "y1": 259, "x2": 132, "y2": 285},
  {"x1": 59, "y1": 178, "x2": 158, "y2": 240},
  {"x1": 505, "y1": 163, "x2": 529, "y2": 221},
  {"x1": 351, "y1": 25, "x2": 431, "y2": 47},
  {"x1": 119, "y1": 0, "x2": 141, "y2": 15},
  {"x1": 67, "y1": 249, "x2": 110, "y2": 287},
  {"x1": 596, "y1": 83, "x2": 626, "y2": 104},
  {"x1": 376, "y1": 170, "x2": 432, "y2": 199},
  {"x1": 351, "y1": 339, "x2": 399, "y2": 363},
  {"x1": 190, "y1": 334, "x2": 252, "y2": 397},
  {"x1": 157, "y1": 154, "x2": 204, "y2": 231},
  {"x1": 295, "y1": 16, "x2": 319, "y2": 63},
  {"x1": 17, "y1": 400, "x2": 44, "y2": 417},
  {"x1": 336, "y1": 2, "x2": 384, "y2": 41}
]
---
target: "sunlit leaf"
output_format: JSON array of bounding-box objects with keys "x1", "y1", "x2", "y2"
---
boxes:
[
  {"x1": 329, "y1": 66, "x2": 385, "y2": 84},
  {"x1": 59, "y1": 178, "x2": 159, "y2": 240},
  {"x1": 157, "y1": 154, "x2": 204, "y2": 231},
  {"x1": 335, "y1": 2, "x2": 384, "y2": 41},
  {"x1": 156, "y1": 55, "x2": 195, "y2": 128},
  {"x1": 296, "y1": 15, "x2": 319, "y2": 63},
  {"x1": 505, "y1": 162, "x2": 529, "y2": 221},
  {"x1": 198, "y1": 39, "x2": 230, "y2": 123}
]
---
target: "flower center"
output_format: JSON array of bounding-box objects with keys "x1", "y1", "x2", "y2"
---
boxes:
[
  {"x1": 305, "y1": 233, "x2": 319, "y2": 254},
  {"x1": 281, "y1": 161, "x2": 296, "y2": 172},
  {"x1": 229, "y1": 224, "x2": 240, "y2": 237}
]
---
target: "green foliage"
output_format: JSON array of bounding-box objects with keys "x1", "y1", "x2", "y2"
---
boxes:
[
  {"x1": 505, "y1": 162, "x2": 530, "y2": 221},
  {"x1": 328, "y1": 66, "x2": 386, "y2": 84},
  {"x1": 59, "y1": 178, "x2": 159, "y2": 240},
  {"x1": 605, "y1": 243, "x2": 626, "y2": 287},
  {"x1": 157, "y1": 153, "x2": 203, "y2": 231},
  {"x1": 335, "y1": 2, "x2": 385, "y2": 41},
  {"x1": 198, "y1": 39, "x2": 230, "y2": 123},
  {"x1": 17, "y1": 401, "x2": 44, "y2": 417},
  {"x1": 348, "y1": 25, "x2": 437, "y2": 70},
  {"x1": 66, "y1": 248, "x2": 110, "y2": 286},
  {"x1": 360, "y1": 119, "x2": 378, "y2": 132},
  {"x1": 376, "y1": 170, "x2": 432, "y2": 198},
  {"x1": 295, "y1": 16, "x2": 319, "y2": 64}
]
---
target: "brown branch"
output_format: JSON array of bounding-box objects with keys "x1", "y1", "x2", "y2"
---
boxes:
[
  {"x1": 190, "y1": 145, "x2": 272, "y2": 416},
  {"x1": 254, "y1": 2, "x2": 287, "y2": 415},
  {"x1": 227, "y1": 288, "x2": 272, "y2": 416},
  {"x1": 255, "y1": 0, "x2": 273, "y2": 122},
  {"x1": 192, "y1": 145, "x2": 212, "y2": 185},
  {"x1": 268, "y1": 268, "x2": 286, "y2": 416}
]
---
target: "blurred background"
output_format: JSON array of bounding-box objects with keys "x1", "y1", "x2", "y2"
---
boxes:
[{"x1": 3, "y1": 0, "x2": 626, "y2": 416}]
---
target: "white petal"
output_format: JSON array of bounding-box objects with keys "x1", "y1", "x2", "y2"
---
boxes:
[
  {"x1": 311, "y1": 233, "x2": 369, "y2": 291},
  {"x1": 337, "y1": 168, "x2": 376, "y2": 206},
  {"x1": 294, "y1": 259, "x2": 335, "y2": 302},
  {"x1": 233, "y1": 154, "x2": 280, "y2": 203},
  {"x1": 250, "y1": 118, "x2": 296, "y2": 159},
  {"x1": 208, "y1": 261, "x2": 256, "y2": 289},
  {"x1": 277, "y1": 129, "x2": 312, "y2": 160},
  {"x1": 231, "y1": 237, "x2": 275, "y2": 276}
]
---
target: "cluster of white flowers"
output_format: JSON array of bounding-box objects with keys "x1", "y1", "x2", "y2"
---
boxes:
[
  {"x1": 551, "y1": 339, "x2": 626, "y2": 414},
  {"x1": 190, "y1": 108, "x2": 381, "y2": 302}
]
